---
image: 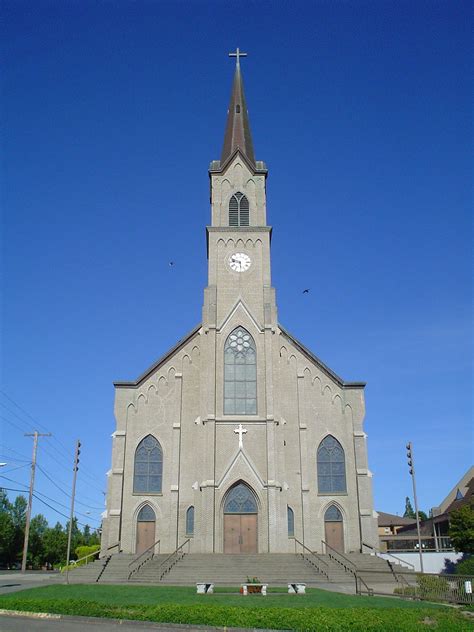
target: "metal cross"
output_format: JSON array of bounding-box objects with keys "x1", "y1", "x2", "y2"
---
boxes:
[
  {"x1": 229, "y1": 48, "x2": 247, "y2": 67},
  {"x1": 234, "y1": 423, "x2": 248, "y2": 449}
]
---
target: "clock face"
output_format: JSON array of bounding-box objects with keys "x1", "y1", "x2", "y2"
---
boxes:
[{"x1": 228, "y1": 252, "x2": 251, "y2": 272}]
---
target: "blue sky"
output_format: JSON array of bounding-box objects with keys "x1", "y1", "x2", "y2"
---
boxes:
[{"x1": 1, "y1": 1, "x2": 472, "y2": 530}]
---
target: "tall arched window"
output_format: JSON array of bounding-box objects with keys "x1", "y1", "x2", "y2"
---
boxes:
[
  {"x1": 224, "y1": 327, "x2": 256, "y2": 414},
  {"x1": 133, "y1": 435, "x2": 163, "y2": 493},
  {"x1": 287, "y1": 506, "x2": 295, "y2": 537},
  {"x1": 317, "y1": 435, "x2": 346, "y2": 493},
  {"x1": 186, "y1": 506, "x2": 194, "y2": 535},
  {"x1": 137, "y1": 504, "x2": 156, "y2": 522},
  {"x1": 229, "y1": 192, "x2": 249, "y2": 226}
]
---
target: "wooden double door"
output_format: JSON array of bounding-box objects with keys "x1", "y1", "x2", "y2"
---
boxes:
[
  {"x1": 136, "y1": 520, "x2": 155, "y2": 555},
  {"x1": 324, "y1": 520, "x2": 344, "y2": 553},
  {"x1": 224, "y1": 514, "x2": 258, "y2": 554}
]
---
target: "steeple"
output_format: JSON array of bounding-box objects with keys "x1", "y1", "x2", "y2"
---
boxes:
[{"x1": 221, "y1": 48, "x2": 255, "y2": 166}]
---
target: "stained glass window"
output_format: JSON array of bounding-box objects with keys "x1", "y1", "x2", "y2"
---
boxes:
[
  {"x1": 317, "y1": 435, "x2": 346, "y2": 493},
  {"x1": 133, "y1": 435, "x2": 163, "y2": 493},
  {"x1": 186, "y1": 506, "x2": 194, "y2": 535},
  {"x1": 224, "y1": 328, "x2": 256, "y2": 415},
  {"x1": 224, "y1": 483, "x2": 257, "y2": 513},
  {"x1": 324, "y1": 505, "x2": 343, "y2": 522},
  {"x1": 137, "y1": 505, "x2": 156, "y2": 522},
  {"x1": 287, "y1": 506, "x2": 295, "y2": 537},
  {"x1": 229, "y1": 192, "x2": 249, "y2": 226}
]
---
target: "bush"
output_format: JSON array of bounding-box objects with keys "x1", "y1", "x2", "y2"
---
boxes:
[
  {"x1": 455, "y1": 556, "x2": 474, "y2": 576},
  {"x1": 74, "y1": 545, "x2": 100, "y2": 564}
]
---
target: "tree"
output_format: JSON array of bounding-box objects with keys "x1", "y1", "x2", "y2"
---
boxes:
[
  {"x1": 404, "y1": 496, "x2": 415, "y2": 518},
  {"x1": 43, "y1": 522, "x2": 67, "y2": 566},
  {"x1": 448, "y1": 503, "x2": 474, "y2": 554},
  {"x1": 29, "y1": 514, "x2": 48, "y2": 568},
  {"x1": 403, "y1": 496, "x2": 428, "y2": 521},
  {"x1": 0, "y1": 490, "x2": 16, "y2": 568}
]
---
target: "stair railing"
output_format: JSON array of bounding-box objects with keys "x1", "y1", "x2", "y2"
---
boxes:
[
  {"x1": 293, "y1": 538, "x2": 330, "y2": 580},
  {"x1": 321, "y1": 539, "x2": 357, "y2": 576},
  {"x1": 66, "y1": 547, "x2": 101, "y2": 570},
  {"x1": 362, "y1": 541, "x2": 415, "y2": 571},
  {"x1": 157, "y1": 539, "x2": 191, "y2": 581},
  {"x1": 128, "y1": 539, "x2": 161, "y2": 580}
]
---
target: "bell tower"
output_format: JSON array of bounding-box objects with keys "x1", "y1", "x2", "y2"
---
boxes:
[{"x1": 204, "y1": 49, "x2": 277, "y2": 332}]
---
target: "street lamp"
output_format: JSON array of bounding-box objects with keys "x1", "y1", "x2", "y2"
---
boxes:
[{"x1": 406, "y1": 442, "x2": 424, "y2": 573}]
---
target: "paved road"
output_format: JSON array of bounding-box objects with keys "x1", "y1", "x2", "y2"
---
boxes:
[
  {"x1": 0, "y1": 572, "x2": 60, "y2": 596},
  {"x1": 0, "y1": 614, "x2": 269, "y2": 632}
]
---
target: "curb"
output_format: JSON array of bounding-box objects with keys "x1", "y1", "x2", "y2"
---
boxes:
[{"x1": 0, "y1": 609, "x2": 290, "y2": 631}]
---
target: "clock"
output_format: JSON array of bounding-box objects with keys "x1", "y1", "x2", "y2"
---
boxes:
[{"x1": 228, "y1": 252, "x2": 252, "y2": 272}]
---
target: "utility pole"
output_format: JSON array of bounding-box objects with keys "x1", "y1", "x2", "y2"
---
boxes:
[
  {"x1": 65, "y1": 439, "x2": 81, "y2": 585},
  {"x1": 22, "y1": 432, "x2": 51, "y2": 572},
  {"x1": 406, "y1": 441, "x2": 424, "y2": 573}
]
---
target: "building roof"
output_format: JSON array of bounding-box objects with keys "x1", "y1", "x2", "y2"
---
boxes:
[
  {"x1": 377, "y1": 511, "x2": 416, "y2": 528},
  {"x1": 431, "y1": 466, "x2": 474, "y2": 516},
  {"x1": 220, "y1": 57, "x2": 255, "y2": 166},
  {"x1": 444, "y1": 477, "x2": 474, "y2": 514}
]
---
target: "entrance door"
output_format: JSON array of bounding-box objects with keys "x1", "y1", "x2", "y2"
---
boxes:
[
  {"x1": 223, "y1": 482, "x2": 258, "y2": 554},
  {"x1": 136, "y1": 505, "x2": 156, "y2": 555},
  {"x1": 324, "y1": 505, "x2": 344, "y2": 553},
  {"x1": 224, "y1": 514, "x2": 257, "y2": 553}
]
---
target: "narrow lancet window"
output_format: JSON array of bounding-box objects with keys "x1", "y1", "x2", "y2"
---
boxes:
[
  {"x1": 224, "y1": 327, "x2": 256, "y2": 414},
  {"x1": 133, "y1": 435, "x2": 163, "y2": 493},
  {"x1": 229, "y1": 192, "x2": 249, "y2": 226},
  {"x1": 186, "y1": 506, "x2": 194, "y2": 535},
  {"x1": 317, "y1": 435, "x2": 347, "y2": 493},
  {"x1": 287, "y1": 506, "x2": 295, "y2": 537}
]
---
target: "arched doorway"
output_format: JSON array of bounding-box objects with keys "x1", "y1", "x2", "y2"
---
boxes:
[
  {"x1": 136, "y1": 505, "x2": 156, "y2": 555},
  {"x1": 223, "y1": 482, "x2": 258, "y2": 554},
  {"x1": 324, "y1": 505, "x2": 344, "y2": 553}
]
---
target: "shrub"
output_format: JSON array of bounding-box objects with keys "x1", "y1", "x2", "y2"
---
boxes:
[
  {"x1": 74, "y1": 545, "x2": 100, "y2": 566},
  {"x1": 455, "y1": 556, "x2": 474, "y2": 576}
]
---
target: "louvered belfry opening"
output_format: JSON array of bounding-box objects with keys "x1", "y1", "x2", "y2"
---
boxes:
[{"x1": 229, "y1": 192, "x2": 249, "y2": 227}]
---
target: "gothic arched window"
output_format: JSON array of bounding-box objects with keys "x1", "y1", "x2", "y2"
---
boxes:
[
  {"x1": 224, "y1": 327, "x2": 256, "y2": 415},
  {"x1": 133, "y1": 435, "x2": 163, "y2": 493},
  {"x1": 229, "y1": 192, "x2": 249, "y2": 226},
  {"x1": 186, "y1": 506, "x2": 194, "y2": 535},
  {"x1": 317, "y1": 435, "x2": 346, "y2": 494},
  {"x1": 324, "y1": 505, "x2": 343, "y2": 522},
  {"x1": 287, "y1": 506, "x2": 295, "y2": 537},
  {"x1": 137, "y1": 504, "x2": 156, "y2": 522},
  {"x1": 224, "y1": 482, "x2": 257, "y2": 513}
]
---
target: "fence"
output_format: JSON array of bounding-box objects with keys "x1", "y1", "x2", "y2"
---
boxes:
[{"x1": 356, "y1": 568, "x2": 473, "y2": 605}]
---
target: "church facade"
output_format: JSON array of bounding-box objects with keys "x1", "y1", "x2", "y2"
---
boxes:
[{"x1": 101, "y1": 54, "x2": 378, "y2": 557}]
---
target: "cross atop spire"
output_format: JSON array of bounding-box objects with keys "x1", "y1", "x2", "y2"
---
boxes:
[
  {"x1": 221, "y1": 48, "x2": 255, "y2": 166},
  {"x1": 229, "y1": 47, "x2": 247, "y2": 67}
]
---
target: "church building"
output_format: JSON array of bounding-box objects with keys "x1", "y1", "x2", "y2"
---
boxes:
[{"x1": 101, "y1": 51, "x2": 378, "y2": 557}]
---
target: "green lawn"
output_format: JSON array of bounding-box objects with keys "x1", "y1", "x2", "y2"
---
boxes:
[{"x1": 0, "y1": 584, "x2": 471, "y2": 631}]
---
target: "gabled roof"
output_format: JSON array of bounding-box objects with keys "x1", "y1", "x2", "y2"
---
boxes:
[
  {"x1": 113, "y1": 324, "x2": 201, "y2": 389},
  {"x1": 377, "y1": 511, "x2": 416, "y2": 527},
  {"x1": 279, "y1": 324, "x2": 366, "y2": 389}
]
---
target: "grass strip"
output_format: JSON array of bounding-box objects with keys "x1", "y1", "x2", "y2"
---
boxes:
[{"x1": 0, "y1": 598, "x2": 471, "y2": 631}]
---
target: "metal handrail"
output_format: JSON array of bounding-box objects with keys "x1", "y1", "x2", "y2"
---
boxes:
[
  {"x1": 106, "y1": 542, "x2": 121, "y2": 552},
  {"x1": 68, "y1": 547, "x2": 101, "y2": 567},
  {"x1": 362, "y1": 541, "x2": 415, "y2": 571},
  {"x1": 321, "y1": 539, "x2": 357, "y2": 575},
  {"x1": 128, "y1": 539, "x2": 161, "y2": 580},
  {"x1": 293, "y1": 538, "x2": 329, "y2": 580},
  {"x1": 157, "y1": 539, "x2": 191, "y2": 581}
]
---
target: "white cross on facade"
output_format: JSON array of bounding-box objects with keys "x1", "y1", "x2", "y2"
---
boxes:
[{"x1": 234, "y1": 423, "x2": 247, "y2": 449}]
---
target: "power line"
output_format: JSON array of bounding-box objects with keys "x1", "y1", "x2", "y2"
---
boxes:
[{"x1": 37, "y1": 465, "x2": 104, "y2": 511}]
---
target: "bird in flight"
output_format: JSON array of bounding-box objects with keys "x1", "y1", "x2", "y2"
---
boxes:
[
  {"x1": 169, "y1": 261, "x2": 175, "y2": 267},
  {"x1": 302, "y1": 288, "x2": 310, "y2": 294}
]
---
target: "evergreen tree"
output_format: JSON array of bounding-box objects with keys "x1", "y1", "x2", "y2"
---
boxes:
[
  {"x1": 404, "y1": 496, "x2": 415, "y2": 518},
  {"x1": 449, "y1": 504, "x2": 474, "y2": 553}
]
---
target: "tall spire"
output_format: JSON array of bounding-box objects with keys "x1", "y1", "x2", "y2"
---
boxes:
[{"x1": 221, "y1": 48, "x2": 255, "y2": 166}]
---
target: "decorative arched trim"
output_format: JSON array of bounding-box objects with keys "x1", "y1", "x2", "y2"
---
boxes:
[
  {"x1": 317, "y1": 435, "x2": 347, "y2": 494},
  {"x1": 324, "y1": 505, "x2": 343, "y2": 522},
  {"x1": 229, "y1": 192, "x2": 249, "y2": 226},
  {"x1": 133, "y1": 434, "x2": 163, "y2": 494},
  {"x1": 287, "y1": 506, "x2": 295, "y2": 537},
  {"x1": 224, "y1": 327, "x2": 257, "y2": 415},
  {"x1": 186, "y1": 506, "x2": 195, "y2": 535},
  {"x1": 137, "y1": 504, "x2": 156, "y2": 522},
  {"x1": 223, "y1": 481, "x2": 258, "y2": 514}
]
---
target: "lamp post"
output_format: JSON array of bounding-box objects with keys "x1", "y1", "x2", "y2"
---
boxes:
[{"x1": 406, "y1": 442, "x2": 424, "y2": 573}]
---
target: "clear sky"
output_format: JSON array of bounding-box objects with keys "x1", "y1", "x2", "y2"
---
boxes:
[{"x1": 2, "y1": 1, "x2": 472, "y2": 530}]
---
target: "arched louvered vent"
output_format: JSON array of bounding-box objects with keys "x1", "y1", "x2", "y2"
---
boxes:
[{"x1": 229, "y1": 192, "x2": 249, "y2": 227}]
